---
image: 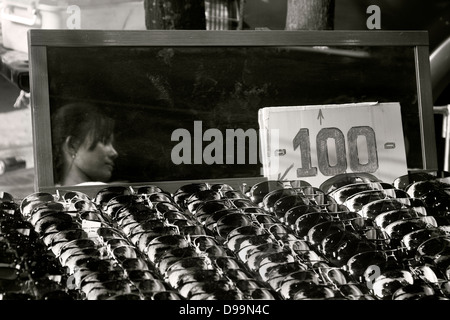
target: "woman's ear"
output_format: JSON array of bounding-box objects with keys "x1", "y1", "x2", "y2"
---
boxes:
[{"x1": 63, "y1": 136, "x2": 79, "y2": 158}]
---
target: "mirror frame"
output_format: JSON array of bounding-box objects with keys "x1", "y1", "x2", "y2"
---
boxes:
[{"x1": 28, "y1": 29, "x2": 437, "y2": 197}]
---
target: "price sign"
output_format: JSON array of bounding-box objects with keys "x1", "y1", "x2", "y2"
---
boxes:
[{"x1": 258, "y1": 102, "x2": 408, "y2": 186}]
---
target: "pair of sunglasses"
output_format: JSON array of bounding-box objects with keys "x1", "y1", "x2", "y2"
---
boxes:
[
  {"x1": 173, "y1": 183, "x2": 234, "y2": 209},
  {"x1": 0, "y1": 192, "x2": 19, "y2": 216},
  {"x1": 345, "y1": 249, "x2": 406, "y2": 283},
  {"x1": 319, "y1": 173, "x2": 383, "y2": 195},
  {"x1": 405, "y1": 177, "x2": 450, "y2": 198},
  {"x1": 93, "y1": 186, "x2": 134, "y2": 209},
  {"x1": 415, "y1": 235, "x2": 450, "y2": 270},
  {"x1": 246, "y1": 180, "x2": 306, "y2": 205},
  {"x1": 373, "y1": 207, "x2": 428, "y2": 230},
  {"x1": 393, "y1": 170, "x2": 450, "y2": 191},
  {"x1": 329, "y1": 181, "x2": 394, "y2": 205},
  {"x1": 343, "y1": 188, "x2": 410, "y2": 213},
  {"x1": 402, "y1": 227, "x2": 450, "y2": 257},
  {"x1": 359, "y1": 197, "x2": 427, "y2": 220},
  {"x1": 317, "y1": 226, "x2": 378, "y2": 267},
  {"x1": 277, "y1": 264, "x2": 371, "y2": 300}
]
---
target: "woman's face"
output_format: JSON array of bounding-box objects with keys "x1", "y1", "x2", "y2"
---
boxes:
[{"x1": 73, "y1": 134, "x2": 118, "y2": 183}]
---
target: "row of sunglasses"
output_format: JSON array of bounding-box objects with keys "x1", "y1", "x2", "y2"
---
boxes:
[
  {"x1": 4, "y1": 170, "x2": 450, "y2": 300},
  {"x1": 93, "y1": 181, "x2": 379, "y2": 299},
  {"x1": 12, "y1": 184, "x2": 283, "y2": 300},
  {"x1": 0, "y1": 191, "x2": 79, "y2": 300},
  {"x1": 253, "y1": 171, "x2": 450, "y2": 300},
  {"x1": 99, "y1": 185, "x2": 282, "y2": 300},
  {"x1": 4, "y1": 188, "x2": 182, "y2": 300}
]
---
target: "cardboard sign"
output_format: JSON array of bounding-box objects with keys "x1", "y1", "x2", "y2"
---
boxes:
[{"x1": 258, "y1": 102, "x2": 408, "y2": 186}]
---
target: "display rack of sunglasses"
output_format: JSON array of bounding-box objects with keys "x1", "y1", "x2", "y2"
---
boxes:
[{"x1": 2, "y1": 170, "x2": 450, "y2": 300}]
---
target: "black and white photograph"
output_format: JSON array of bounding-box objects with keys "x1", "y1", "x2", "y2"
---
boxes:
[{"x1": 0, "y1": 0, "x2": 450, "y2": 313}]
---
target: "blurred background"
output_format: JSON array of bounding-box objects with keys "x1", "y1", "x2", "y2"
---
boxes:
[{"x1": 0, "y1": 0, "x2": 449, "y2": 198}]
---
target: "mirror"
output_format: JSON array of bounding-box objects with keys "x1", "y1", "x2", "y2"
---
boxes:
[{"x1": 28, "y1": 30, "x2": 437, "y2": 195}]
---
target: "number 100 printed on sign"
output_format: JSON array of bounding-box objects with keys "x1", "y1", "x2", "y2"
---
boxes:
[{"x1": 258, "y1": 102, "x2": 408, "y2": 186}]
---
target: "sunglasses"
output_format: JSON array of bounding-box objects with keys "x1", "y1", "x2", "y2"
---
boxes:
[
  {"x1": 223, "y1": 190, "x2": 250, "y2": 200},
  {"x1": 186, "y1": 190, "x2": 223, "y2": 213},
  {"x1": 328, "y1": 182, "x2": 392, "y2": 205},
  {"x1": 283, "y1": 204, "x2": 322, "y2": 229},
  {"x1": 57, "y1": 237, "x2": 98, "y2": 262},
  {"x1": 359, "y1": 197, "x2": 427, "y2": 220},
  {"x1": 154, "y1": 201, "x2": 184, "y2": 215},
  {"x1": 391, "y1": 282, "x2": 437, "y2": 300},
  {"x1": 293, "y1": 211, "x2": 333, "y2": 239},
  {"x1": 196, "y1": 201, "x2": 259, "y2": 226},
  {"x1": 143, "y1": 192, "x2": 177, "y2": 208},
  {"x1": 384, "y1": 218, "x2": 436, "y2": 244},
  {"x1": 373, "y1": 207, "x2": 428, "y2": 230},
  {"x1": 415, "y1": 235, "x2": 450, "y2": 265},
  {"x1": 103, "y1": 195, "x2": 142, "y2": 219},
  {"x1": 320, "y1": 173, "x2": 383, "y2": 194},
  {"x1": 83, "y1": 279, "x2": 135, "y2": 300},
  {"x1": 402, "y1": 227, "x2": 450, "y2": 256},
  {"x1": 135, "y1": 185, "x2": 165, "y2": 195},
  {"x1": 77, "y1": 210, "x2": 111, "y2": 228},
  {"x1": 209, "y1": 212, "x2": 253, "y2": 240},
  {"x1": 244, "y1": 243, "x2": 289, "y2": 272},
  {"x1": 319, "y1": 227, "x2": 377, "y2": 267},
  {"x1": 345, "y1": 249, "x2": 404, "y2": 283},
  {"x1": 265, "y1": 185, "x2": 330, "y2": 210},
  {"x1": 121, "y1": 257, "x2": 151, "y2": 272},
  {"x1": 131, "y1": 278, "x2": 168, "y2": 294},
  {"x1": 28, "y1": 202, "x2": 67, "y2": 226},
  {"x1": 143, "y1": 290, "x2": 183, "y2": 300},
  {"x1": 235, "y1": 235, "x2": 282, "y2": 265},
  {"x1": 93, "y1": 186, "x2": 133, "y2": 208},
  {"x1": 256, "y1": 251, "x2": 299, "y2": 280},
  {"x1": 261, "y1": 188, "x2": 304, "y2": 212},
  {"x1": 271, "y1": 269, "x2": 321, "y2": 293},
  {"x1": 393, "y1": 170, "x2": 450, "y2": 190},
  {"x1": 0, "y1": 192, "x2": 19, "y2": 215},
  {"x1": 246, "y1": 180, "x2": 286, "y2": 204},
  {"x1": 110, "y1": 245, "x2": 143, "y2": 263},
  {"x1": 224, "y1": 225, "x2": 269, "y2": 252},
  {"x1": 187, "y1": 287, "x2": 245, "y2": 300},
  {"x1": 155, "y1": 247, "x2": 203, "y2": 275},
  {"x1": 164, "y1": 260, "x2": 218, "y2": 289},
  {"x1": 405, "y1": 178, "x2": 450, "y2": 199},
  {"x1": 417, "y1": 190, "x2": 450, "y2": 216},
  {"x1": 277, "y1": 264, "x2": 356, "y2": 300},
  {"x1": 115, "y1": 202, "x2": 160, "y2": 225},
  {"x1": 146, "y1": 234, "x2": 215, "y2": 264},
  {"x1": 344, "y1": 188, "x2": 409, "y2": 213},
  {"x1": 32, "y1": 212, "x2": 75, "y2": 236},
  {"x1": 46, "y1": 228, "x2": 89, "y2": 255},
  {"x1": 161, "y1": 245, "x2": 232, "y2": 273},
  {"x1": 371, "y1": 269, "x2": 415, "y2": 300},
  {"x1": 271, "y1": 194, "x2": 311, "y2": 220},
  {"x1": 58, "y1": 190, "x2": 91, "y2": 203},
  {"x1": 179, "y1": 278, "x2": 234, "y2": 299},
  {"x1": 19, "y1": 192, "x2": 56, "y2": 218},
  {"x1": 173, "y1": 183, "x2": 234, "y2": 207},
  {"x1": 125, "y1": 269, "x2": 159, "y2": 282}
]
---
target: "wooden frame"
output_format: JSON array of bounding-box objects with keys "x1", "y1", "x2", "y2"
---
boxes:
[{"x1": 28, "y1": 29, "x2": 437, "y2": 197}]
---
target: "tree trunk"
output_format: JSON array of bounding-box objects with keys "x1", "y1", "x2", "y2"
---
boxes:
[
  {"x1": 144, "y1": 0, "x2": 206, "y2": 30},
  {"x1": 285, "y1": 0, "x2": 335, "y2": 30}
]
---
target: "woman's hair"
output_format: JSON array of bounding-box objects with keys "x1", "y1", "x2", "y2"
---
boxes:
[{"x1": 51, "y1": 102, "x2": 116, "y2": 184}]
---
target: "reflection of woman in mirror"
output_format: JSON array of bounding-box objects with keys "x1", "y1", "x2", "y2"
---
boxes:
[{"x1": 52, "y1": 102, "x2": 119, "y2": 186}]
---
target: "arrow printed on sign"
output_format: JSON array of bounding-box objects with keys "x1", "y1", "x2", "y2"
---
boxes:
[
  {"x1": 317, "y1": 109, "x2": 324, "y2": 125},
  {"x1": 278, "y1": 163, "x2": 294, "y2": 181}
]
